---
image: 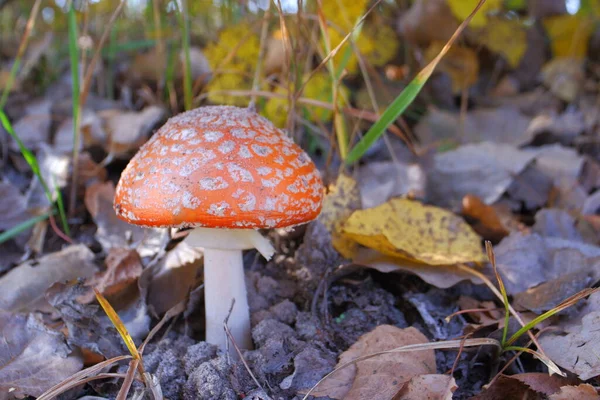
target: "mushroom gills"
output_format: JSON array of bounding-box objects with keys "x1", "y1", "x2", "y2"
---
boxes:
[{"x1": 184, "y1": 227, "x2": 275, "y2": 260}]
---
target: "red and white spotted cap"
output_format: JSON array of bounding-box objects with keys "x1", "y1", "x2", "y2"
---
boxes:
[{"x1": 114, "y1": 105, "x2": 324, "y2": 229}]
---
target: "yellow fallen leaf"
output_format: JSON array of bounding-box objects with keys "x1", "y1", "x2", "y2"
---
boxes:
[
  {"x1": 541, "y1": 57, "x2": 584, "y2": 102},
  {"x1": 425, "y1": 42, "x2": 479, "y2": 93},
  {"x1": 476, "y1": 17, "x2": 527, "y2": 68},
  {"x1": 342, "y1": 198, "x2": 486, "y2": 265},
  {"x1": 447, "y1": 0, "x2": 501, "y2": 27},
  {"x1": 543, "y1": 14, "x2": 594, "y2": 59},
  {"x1": 318, "y1": 173, "x2": 362, "y2": 259}
]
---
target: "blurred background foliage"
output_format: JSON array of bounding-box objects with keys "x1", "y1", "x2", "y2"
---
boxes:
[{"x1": 2, "y1": 0, "x2": 600, "y2": 154}]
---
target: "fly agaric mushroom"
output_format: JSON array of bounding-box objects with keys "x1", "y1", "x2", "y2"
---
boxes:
[{"x1": 113, "y1": 105, "x2": 324, "y2": 352}]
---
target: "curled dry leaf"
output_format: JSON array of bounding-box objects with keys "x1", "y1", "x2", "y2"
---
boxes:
[
  {"x1": 549, "y1": 384, "x2": 600, "y2": 400},
  {"x1": 353, "y1": 248, "x2": 482, "y2": 289},
  {"x1": 308, "y1": 325, "x2": 436, "y2": 400},
  {"x1": 318, "y1": 173, "x2": 362, "y2": 259},
  {"x1": 143, "y1": 241, "x2": 203, "y2": 316},
  {"x1": 99, "y1": 105, "x2": 165, "y2": 157},
  {"x1": 79, "y1": 247, "x2": 144, "y2": 304},
  {"x1": 0, "y1": 311, "x2": 83, "y2": 400},
  {"x1": 0, "y1": 244, "x2": 97, "y2": 313},
  {"x1": 461, "y1": 194, "x2": 509, "y2": 242},
  {"x1": 393, "y1": 374, "x2": 457, "y2": 400},
  {"x1": 342, "y1": 198, "x2": 486, "y2": 265}
]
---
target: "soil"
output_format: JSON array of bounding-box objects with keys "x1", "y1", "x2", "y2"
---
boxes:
[{"x1": 83, "y1": 222, "x2": 494, "y2": 400}]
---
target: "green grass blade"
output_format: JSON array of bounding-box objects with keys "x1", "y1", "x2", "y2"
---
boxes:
[
  {"x1": 344, "y1": 0, "x2": 488, "y2": 164},
  {"x1": 0, "y1": 111, "x2": 47, "y2": 194},
  {"x1": 67, "y1": 1, "x2": 79, "y2": 234},
  {"x1": 0, "y1": 59, "x2": 21, "y2": 110},
  {"x1": 0, "y1": 110, "x2": 70, "y2": 235},
  {"x1": 345, "y1": 79, "x2": 424, "y2": 163},
  {"x1": 504, "y1": 287, "x2": 599, "y2": 348},
  {"x1": 0, "y1": 210, "x2": 55, "y2": 245}
]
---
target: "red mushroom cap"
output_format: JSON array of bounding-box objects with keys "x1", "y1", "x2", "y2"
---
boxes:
[{"x1": 114, "y1": 106, "x2": 324, "y2": 229}]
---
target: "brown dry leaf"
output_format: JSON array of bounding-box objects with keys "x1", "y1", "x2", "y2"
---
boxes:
[
  {"x1": 99, "y1": 105, "x2": 165, "y2": 157},
  {"x1": 80, "y1": 248, "x2": 144, "y2": 304},
  {"x1": 393, "y1": 374, "x2": 457, "y2": 400},
  {"x1": 549, "y1": 384, "x2": 600, "y2": 400},
  {"x1": 462, "y1": 194, "x2": 509, "y2": 242},
  {"x1": 353, "y1": 248, "x2": 482, "y2": 289},
  {"x1": 510, "y1": 373, "x2": 579, "y2": 396},
  {"x1": 457, "y1": 296, "x2": 503, "y2": 327},
  {"x1": 0, "y1": 311, "x2": 83, "y2": 399},
  {"x1": 309, "y1": 325, "x2": 435, "y2": 399},
  {"x1": 77, "y1": 151, "x2": 108, "y2": 187},
  {"x1": 425, "y1": 42, "x2": 479, "y2": 93},
  {"x1": 342, "y1": 198, "x2": 486, "y2": 265},
  {"x1": 541, "y1": 57, "x2": 584, "y2": 102},
  {"x1": 318, "y1": 173, "x2": 362, "y2": 259},
  {"x1": 472, "y1": 373, "x2": 578, "y2": 399},
  {"x1": 143, "y1": 241, "x2": 203, "y2": 316},
  {"x1": 0, "y1": 245, "x2": 97, "y2": 313}
]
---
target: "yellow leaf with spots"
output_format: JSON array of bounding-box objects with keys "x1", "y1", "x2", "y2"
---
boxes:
[
  {"x1": 447, "y1": 0, "x2": 502, "y2": 27},
  {"x1": 342, "y1": 198, "x2": 486, "y2": 265},
  {"x1": 543, "y1": 14, "x2": 594, "y2": 60},
  {"x1": 476, "y1": 17, "x2": 527, "y2": 68},
  {"x1": 318, "y1": 173, "x2": 362, "y2": 259}
]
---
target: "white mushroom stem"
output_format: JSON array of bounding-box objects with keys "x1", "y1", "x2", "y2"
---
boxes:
[{"x1": 185, "y1": 228, "x2": 275, "y2": 354}]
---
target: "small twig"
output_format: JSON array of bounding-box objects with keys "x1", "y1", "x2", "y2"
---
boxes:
[
  {"x1": 37, "y1": 355, "x2": 132, "y2": 400},
  {"x1": 223, "y1": 299, "x2": 265, "y2": 393},
  {"x1": 49, "y1": 214, "x2": 75, "y2": 244},
  {"x1": 139, "y1": 300, "x2": 187, "y2": 355},
  {"x1": 116, "y1": 359, "x2": 139, "y2": 400},
  {"x1": 294, "y1": 0, "x2": 383, "y2": 101},
  {"x1": 80, "y1": 0, "x2": 126, "y2": 107}
]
